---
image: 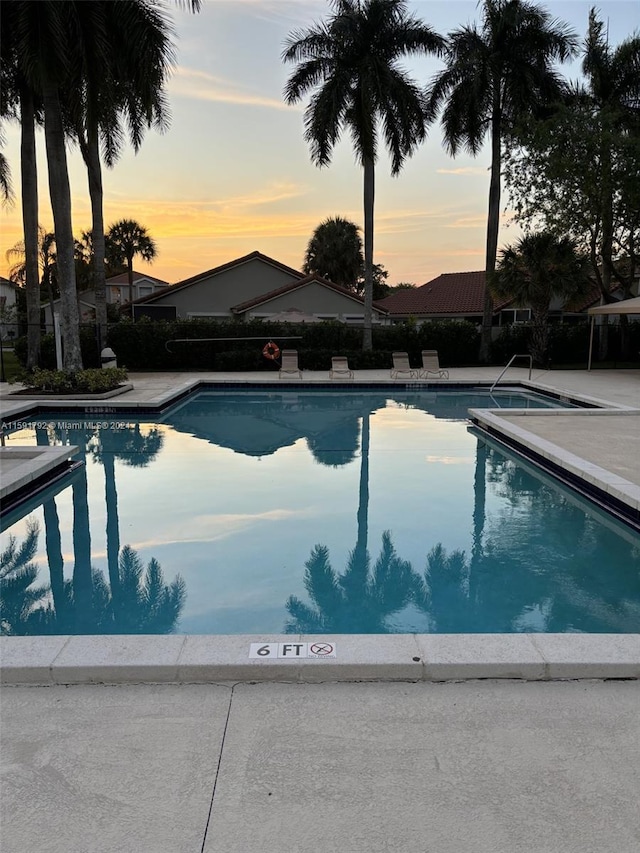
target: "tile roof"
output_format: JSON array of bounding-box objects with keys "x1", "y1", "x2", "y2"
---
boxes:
[
  {"x1": 106, "y1": 270, "x2": 169, "y2": 287},
  {"x1": 231, "y1": 274, "x2": 389, "y2": 314},
  {"x1": 130, "y1": 250, "x2": 305, "y2": 306},
  {"x1": 378, "y1": 271, "x2": 512, "y2": 316}
]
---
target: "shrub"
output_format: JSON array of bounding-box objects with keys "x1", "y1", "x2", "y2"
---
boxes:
[
  {"x1": 13, "y1": 325, "x2": 101, "y2": 369},
  {"x1": 16, "y1": 367, "x2": 128, "y2": 394}
]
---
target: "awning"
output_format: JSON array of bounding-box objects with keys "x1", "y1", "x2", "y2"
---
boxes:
[
  {"x1": 587, "y1": 296, "x2": 640, "y2": 369},
  {"x1": 588, "y1": 296, "x2": 640, "y2": 316}
]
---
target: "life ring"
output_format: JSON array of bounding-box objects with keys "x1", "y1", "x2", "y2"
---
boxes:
[{"x1": 262, "y1": 341, "x2": 280, "y2": 360}]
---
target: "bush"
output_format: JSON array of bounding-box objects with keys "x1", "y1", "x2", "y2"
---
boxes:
[
  {"x1": 105, "y1": 317, "x2": 480, "y2": 370},
  {"x1": 15, "y1": 367, "x2": 128, "y2": 394},
  {"x1": 13, "y1": 325, "x2": 101, "y2": 369}
]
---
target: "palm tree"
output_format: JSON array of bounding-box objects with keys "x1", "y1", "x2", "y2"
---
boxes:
[
  {"x1": 1, "y1": 5, "x2": 42, "y2": 369},
  {"x1": 490, "y1": 231, "x2": 590, "y2": 365},
  {"x1": 7, "y1": 227, "x2": 58, "y2": 309},
  {"x1": 106, "y1": 219, "x2": 158, "y2": 307},
  {"x1": 303, "y1": 216, "x2": 364, "y2": 288},
  {"x1": 283, "y1": 0, "x2": 444, "y2": 350},
  {"x1": 69, "y1": 0, "x2": 176, "y2": 349},
  {"x1": 427, "y1": 0, "x2": 577, "y2": 362}
]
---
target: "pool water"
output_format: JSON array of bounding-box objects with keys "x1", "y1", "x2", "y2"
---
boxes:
[{"x1": 1, "y1": 389, "x2": 639, "y2": 635}]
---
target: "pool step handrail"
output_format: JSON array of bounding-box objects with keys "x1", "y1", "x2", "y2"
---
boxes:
[{"x1": 490, "y1": 353, "x2": 532, "y2": 394}]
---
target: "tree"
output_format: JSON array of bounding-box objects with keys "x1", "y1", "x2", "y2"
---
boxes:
[
  {"x1": 489, "y1": 231, "x2": 590, "y2": 365},
  {"x1": 283, "y1": 0, "x2": 444, "y2": 350},
  {"x1": 303, "y1": 216, "x2": 363, "y2": 288},
  {"x1": 503, "y1": 10, "x2": 640, "y2": 304},
  {"x1": 427, "y1": 0, "x2": 577, "y2": 362},
  {"x1": 106, "y1": 219, "x2": 158, "y2": 306},
  {"x1": 68, "y1": 0, "x2": 176, "y2": 349},
  {"x1": 6, "y1": 227, "x2": 58, "y2": 307}
]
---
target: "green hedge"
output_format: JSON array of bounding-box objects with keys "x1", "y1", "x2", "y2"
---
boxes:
[
  {"x1": 105, "y1": 317, "x2": 481, "y2": 370},
  {"x1": 13, "y1": 326, "x2": 101, "y2": 369}
]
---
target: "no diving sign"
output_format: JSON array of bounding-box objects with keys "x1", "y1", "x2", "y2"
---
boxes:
[{"x1": 249, "y1": 642, "x2": 337, "y2": 659}]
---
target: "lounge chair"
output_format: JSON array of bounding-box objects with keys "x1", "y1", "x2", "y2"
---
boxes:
[
  {"x1": 279, "y1": 349, "x2": 302, "y2": 379},
  {"x1": 390, "y1": 351, "x2": 417, "y2": 379},
  {"x1": 419, "y1": 350, "x2": 449, "y2": 380},
  {"x1": 329, "y1": 356, "x2": 354, "y2": 380}
]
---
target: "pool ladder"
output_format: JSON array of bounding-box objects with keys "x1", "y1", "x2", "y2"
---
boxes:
[{"x1": 490, "y1": 353, "x2": 532, "y2": 394}]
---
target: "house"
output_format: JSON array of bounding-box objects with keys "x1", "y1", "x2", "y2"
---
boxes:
[
  {"x1": 129, "y1": 251, "x2": 390, "y2": 325},
  {"x1": 0, "y1": 276, "x2": 20, "y2": 340},
  {"x1": 377, "y1": 271, "x2": 513, "y2": 327},
  {"x1": 377, "y1": 269, "x2": 639, "y2": 328},
  {"x1": 42, "y1": 270, "x2": 170, "y2": 330}
]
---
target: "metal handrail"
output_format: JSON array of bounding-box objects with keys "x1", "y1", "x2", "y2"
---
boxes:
[
  {"x1": 489, "y1": 353, "x2": 532, "y2": 393},
  {"x1": 165, "y1": 336, "x2": 303, "y2": 353}
]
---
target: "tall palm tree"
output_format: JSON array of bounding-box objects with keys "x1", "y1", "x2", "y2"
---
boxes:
[
  {"x1": 106, "y1": 219, "x2": 158, "y2": 307},
  {"x1": 69, "y1": 0, "x2": 176, "y2": 349},
  {"x1": 1, "y1": 6, "x2": 42, "y2": 369},
  {"x1": 427, "y1": 0, "x2": 577, "y2": 362},
  {"x1": 490, "y1": 231, "x2": 590, "y2": 365},
  {"x1": 303, "y1": 216, "x2": 364, "y2": 288},
  {"x1": 3, "y1": 1, "x2": 88, "y2": 370},
  {"x1": 283, "y1": 0, "x2": 444, "y2": 350}
]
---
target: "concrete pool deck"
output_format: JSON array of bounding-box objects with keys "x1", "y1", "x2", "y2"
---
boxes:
[{"x1": 1, "y1": 368, "x2": 640, "y2": 852}]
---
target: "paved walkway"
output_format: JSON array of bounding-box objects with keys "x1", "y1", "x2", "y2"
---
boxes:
[{"x1": 2, "y1": 680, "x2": 639, "y2": 853}]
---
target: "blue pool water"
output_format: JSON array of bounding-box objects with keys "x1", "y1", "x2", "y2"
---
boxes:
[{"x1": 1, "y1": 388, "x2": 639, "y2": 635}]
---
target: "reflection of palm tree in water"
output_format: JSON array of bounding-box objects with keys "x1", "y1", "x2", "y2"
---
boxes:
[
  {"x1": 285, "y1": 531, "x2": 415, "y2": 633},
  {"x1": 88, "y1": 423, "x2": 164, "y2": 607},
  {"x1": 0, "y1": 520, "x2": 47, "y2": 635},
  {"x1": 1, "y1": 524, "x2": 185, "y2": 634}
]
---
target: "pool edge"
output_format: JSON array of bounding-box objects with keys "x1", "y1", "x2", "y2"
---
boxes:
[{"x1": 1, "y1": 633, "x2": 639, "y2": 685}]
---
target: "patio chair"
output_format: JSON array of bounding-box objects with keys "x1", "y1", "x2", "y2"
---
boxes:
[
  {"x1": 419, "y1": 350, "x2": 449, "y2": 380},
  {"x1": 390, "y1": 351, "x2": 417, "y2": 379},
  {"x1": 329, "y1": 356, "x2": 354, "y2": 380},
  {"x1": 279, "y1": 349, "x2": 302, "y2": 379}
]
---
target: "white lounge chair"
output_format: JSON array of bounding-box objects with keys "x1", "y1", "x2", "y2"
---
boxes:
[
  {"x1": 419, "y1": 350, "x2": 449, "y2": 380},
  {"x1": 279, "y1": 349, "x2": 302, "y2": 379},
  {"x1": 329, "y1": 356, "x2": 354, "y2": 380},
  {"x1": 390, "y1": 352, "x2": 417, "y2": 379}
]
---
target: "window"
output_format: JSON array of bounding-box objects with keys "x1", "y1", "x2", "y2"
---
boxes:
[{"x1": 138, "y1": 286, "x2": 153, "y2": 298}]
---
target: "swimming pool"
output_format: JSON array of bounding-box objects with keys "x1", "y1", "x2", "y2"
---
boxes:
[{"x1": 1, "y1": 388, "x2": 639, "y2": 636}]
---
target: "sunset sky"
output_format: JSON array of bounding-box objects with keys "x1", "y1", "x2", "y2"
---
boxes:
[{"x1": 1, "y1": 0, "x2": 635, "y2": 288}]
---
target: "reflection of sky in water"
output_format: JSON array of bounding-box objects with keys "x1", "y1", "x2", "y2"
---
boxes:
[{"x1": 2, "y1": 389, "x2": 639, "y2": 634}]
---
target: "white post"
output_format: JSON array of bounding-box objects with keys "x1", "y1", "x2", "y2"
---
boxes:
[
  {"x1": 587, "y1": 316, "x2": 595, "y2": 371},
  {"x1": 53, "y1": 311, "x2": 63, "y2": 370}
]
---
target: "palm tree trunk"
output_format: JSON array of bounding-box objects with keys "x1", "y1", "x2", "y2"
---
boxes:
[
  {"x1": 531, "y1": 305, "x2": 549, "y2": 366},
  {"x1": 480, "y1": 106, "x2": 502, "y2": 363},
  {"x1": 42, "y1": 81, "x2": 83, "y2": 372},
  {"x1": 20, "y1": 87, "x2": 40, "y2": 369},
  {"x1": 128, "y1": 256, "x2": 134, "y2": 307},
  {"x1": 83, "y1": 124, "x2": 108, "y2": 350},
  {"x1": 362, "y1": 157, "x2": 375, "y2": 351}
]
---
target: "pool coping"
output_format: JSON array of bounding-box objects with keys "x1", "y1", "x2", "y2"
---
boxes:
[
  {"x1": 1, "y1": 633, "x2": 639, "y2": 684},
  {"x1": 1, "y1": 377, "x2": 638, "y2": 684}
]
